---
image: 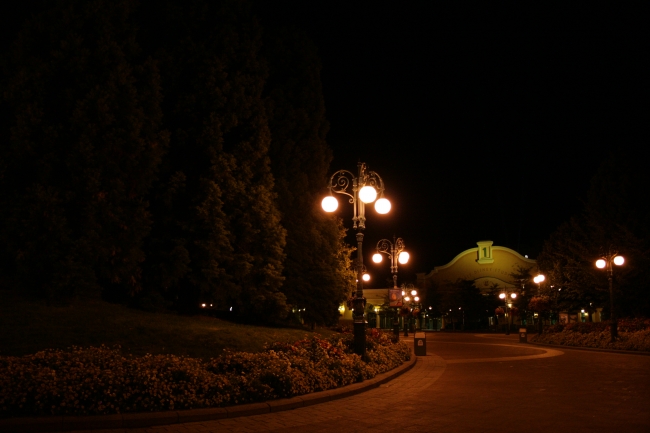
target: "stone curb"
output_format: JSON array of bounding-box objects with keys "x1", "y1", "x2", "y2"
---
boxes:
[
  {"x1": 527, "y1": 340, "x2": 650, "y2": 356},
  {"x1": 0, "y1": 354, "x2": 417, "y2": 433}
]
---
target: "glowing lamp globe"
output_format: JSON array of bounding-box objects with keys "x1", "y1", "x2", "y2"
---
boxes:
[
  {"x1": 499, "y1": 293, "x2": 506, "y2": 299},
  {"x1": 511, "y1": 293, "x2": 517, "y2": 299},
  {"x1": 362, "y1": 273, "x2": 370, "y2": 282},
  {"x1": 321, "y1": 196, "x2": 338, "y2": 212},
  {"x1": 595, "y1": 259, "x2": 606, "y2": 268},
  {"x1": 372, "y1": 253, "x2": 383, "y2": 263},
  {"x1": 374, "y1": 197, "x2": 391, "y2": 214},
  {"x1": 414, "y1": 296, "x2": 419, "y2": 302},
  {"x1": 398, "y1": 251, "x2": 410, "y2": 264},
  {"x1": 358, "y1": 185, "x2": 377, "y2": 203},
  {"x1": 614, "y1": 256, "x2": 624, "y2": 266},
  {"x1": 411, "y1": 289, "x2": 417, "y2": 296}
]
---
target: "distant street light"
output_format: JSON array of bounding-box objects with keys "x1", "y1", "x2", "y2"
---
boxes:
[
  {"x1": 323, "y1": 162, "x2": 390, "y2": 356},
  {"x1": 533, "y1": 273, "x2": 545, "y2": 292},
  {"x1": 533, "y1": 273, "x2": 545, "y2": 333},
  {"x1": 498, "y1": 291, "x2": 518, "y2": 335},
  {"x1": 372, "y1": 236, "x2": 409, "y2": 341},
  {"x1": 596, "y1": 249, "x2": 625, "y2": 342},
  {"x1": 402, "y1": 284, "x2": 420, "y2": 336}
]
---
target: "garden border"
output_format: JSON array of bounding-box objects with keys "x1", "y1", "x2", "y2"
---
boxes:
[{"x1": 0, "y1": 353, "x2": 417, "y2": 433}]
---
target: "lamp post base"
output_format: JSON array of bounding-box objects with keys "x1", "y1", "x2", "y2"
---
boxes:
[{"x1": 354, "y1": 320, "x2": 366, "y2": 357}]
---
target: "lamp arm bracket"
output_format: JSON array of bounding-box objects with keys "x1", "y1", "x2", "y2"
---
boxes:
[{"x1": 328, "y1": 170, "x2": 356, "y2": 200}]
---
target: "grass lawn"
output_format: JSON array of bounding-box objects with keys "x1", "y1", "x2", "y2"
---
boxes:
[{"x1": 0, "y1": 290, "x2": 337, "y2": 359}]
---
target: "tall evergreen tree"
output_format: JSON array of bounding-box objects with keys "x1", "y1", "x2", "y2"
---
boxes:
[
  {"x1": 141, "y1": 0, "x2": 288, "y2": 320},
  {"x1": 262, "y1": 26, "x2": 354, "y2": 326},
  {"x1": 0, "y1": 0, "x2": 166, "y2": 301}
]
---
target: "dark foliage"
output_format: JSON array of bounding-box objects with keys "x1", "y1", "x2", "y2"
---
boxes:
[
  {"x1": 537, "y1": 155, "x2": 650, "y2": 317},
  {"x1": 0, "y1": 0, "x2": 353, "y2": 326},
  {"x1": 0, "y1": 0, "x2": 167, "y2": 301}
]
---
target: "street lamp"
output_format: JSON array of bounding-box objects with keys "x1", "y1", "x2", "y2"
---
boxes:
[
  {"x1": 323, "y1": 162, "x2": 390, "y2": 356},
  {"x1": 595, "y1": 250, "x2": 625, "y2": 342},
  {"x1": 498, "y1": 291, "x2": 517, "y2": 335},
  {"x1": 372, "y1": 236, "x2": 409, "y2": 341},
  {"x1": 533, "y1": 273, "x2": 545, "y2": 333},
  {"x1": 401, "y1": 284, "x2": 419, "y2": 336}
]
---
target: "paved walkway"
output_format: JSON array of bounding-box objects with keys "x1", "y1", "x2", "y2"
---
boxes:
[{"x1": 5, "y1": 333, "x2": 650, "y2": 432}]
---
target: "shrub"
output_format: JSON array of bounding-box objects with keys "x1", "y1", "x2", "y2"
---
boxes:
[
  {"x1": 0, "y1": 332, "x2": 410, "y2": 418},
  {"x1": 564, "y1": 321, "x2": 608, "y2": 334},
  {"x1": 531, "y1": 318, "x2": 650, "y2": 352}
]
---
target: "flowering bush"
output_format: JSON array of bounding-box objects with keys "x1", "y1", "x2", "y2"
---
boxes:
[
  {"x1": 0, "y1": 332, "x2": 410, "y2": 418},
  {"x1": 528, "y1": 296, "x2": 551, "y2": 313},
  {"x1": 531, "y1": 318, "x2": 650, "y2": 352},
  {"x1": 618, "y1": 318, "x2": 650, "y2": 332}
]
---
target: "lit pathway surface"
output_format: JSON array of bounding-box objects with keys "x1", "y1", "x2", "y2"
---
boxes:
[{"x1": 75, "y1": 333, "x2": 650, "y2": 433}]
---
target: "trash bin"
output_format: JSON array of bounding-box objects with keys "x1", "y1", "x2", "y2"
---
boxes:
[
  {"x1": 519, "y1": 327, "x2": 527, "y2": 343},
  {"x1": 414, "y1": 332, "x2": 426, "y2": 356}
]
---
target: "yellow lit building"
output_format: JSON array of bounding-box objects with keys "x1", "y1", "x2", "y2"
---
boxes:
[
  {"x1": 416, "y1": 240, "x2": 537, "y2": 294},
  {"x1": 339, "y1": 241, "x2": 537, "y2": 329}
]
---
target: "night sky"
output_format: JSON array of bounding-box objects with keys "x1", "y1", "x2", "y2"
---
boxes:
[
  {"x1": 2, "y1": 2, "x2": 645, "y2": 288},
  {"x1": 256, "y1": 2, "x2": 645, "y2": 287}
]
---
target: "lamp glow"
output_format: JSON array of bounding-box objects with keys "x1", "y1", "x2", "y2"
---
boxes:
[
  {"x1": 596, "y1": 259, "x2": 606, "y2": 269},
  {"x1": 511, "y1": 293, "x2": 517, "y2": 299},
  {"x1": 613, "y1": 256, "x2": 624, "y2": 266},
  {"x1": 374, "y1": 197, "x2": 391, "y2": 214},
  {"x1": 321, "y1": 196, "x2": 338, "y2": 212},
  {"x1": 362, "y1": 273, "x2": 370, "y2": 282},
  {"x1": 359, "y1": 185, "x2": 377, "y2": 203},
  {"x1": 372, "y1": 253, "x2": 383, "y2": 263},
  {"x1": 398, "y1": 251, "x2": 410, "y2": 264},
  {"x1": 499, "y1": 293, "x2": 506, "y2": 299}
]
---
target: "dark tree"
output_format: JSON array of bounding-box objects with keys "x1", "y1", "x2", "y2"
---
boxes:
[
  {"x1": 140, "y1": 0, "x2": 288, "y2": 320},
  {"x1": 262, "y1": 25, "x2": 353, "y2": 327},
  {"x1": 537, "y1": 154, "x2": 650, "y2": 318},
  {"x1": 0, "y1": 0, "x2": 167, "y2": 301}
]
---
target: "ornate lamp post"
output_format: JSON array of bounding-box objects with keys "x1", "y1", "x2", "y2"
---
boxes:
[
  {"x1": 498, "y1": 290, "x2": 517, "y2": 335},
  {"x1": 595, "y1": 250, "x2": 624, "y2": 342},
  {"x1": 322, "y1": 162, "x2": 391, "y2": 356},
  {"x1": 372, "y1": 237, "x2": 409, "y2": 341}
]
